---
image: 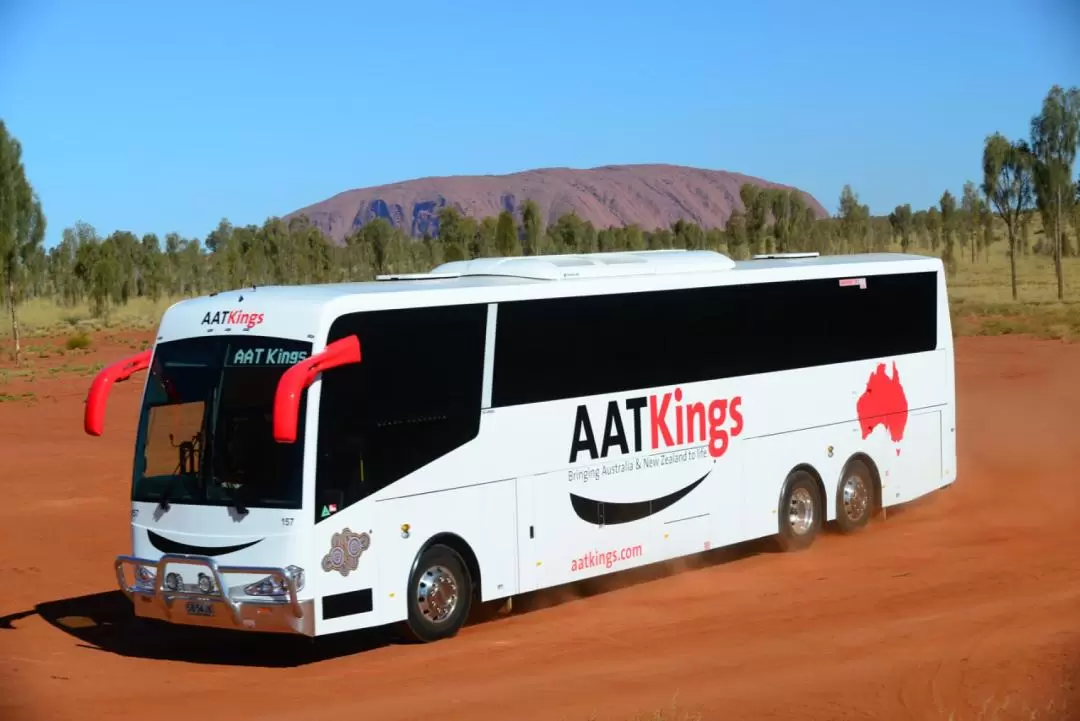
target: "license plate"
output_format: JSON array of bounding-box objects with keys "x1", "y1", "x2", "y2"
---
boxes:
[{"x1": 185, "y1": 601, "x2": 214, "y2": 617}]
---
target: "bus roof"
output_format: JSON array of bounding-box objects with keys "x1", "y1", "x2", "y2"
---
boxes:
[
  {"x1": 205, "y1": 250, "x2": 938, "y2": 301},
  {"x1": 158, "y1": 250, "x2": 943, "y2": 341}
]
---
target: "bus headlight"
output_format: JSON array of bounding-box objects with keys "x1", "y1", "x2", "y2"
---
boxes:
[
  {"x1": 197, "y1": 573, "x2": 215, "y2": 594},
  {"x1": 134, "y1": 565, "x2": 156, "y2": 590},
  {"x1": 244, "y1": 565, "x2": 305, "y2": 597}
]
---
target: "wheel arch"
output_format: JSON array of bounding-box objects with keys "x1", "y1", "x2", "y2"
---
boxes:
[
  {"x1": 778, "y1": 462, "x2": 827, "y2": 512},
  {"x1": 409, "y1": 532, "x2": 482, "y2": 600}
]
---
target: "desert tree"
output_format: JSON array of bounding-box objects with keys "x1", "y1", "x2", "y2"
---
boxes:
[
  {"x1": 837, "y1": 185, "x2": 869, "y2": 253},
  {"x1": 548, "y1": 212, "x2": 590, "y2": 254},
  {"x1": 521, "y1": 199, "x2": 542, "y2": 255},
  {"x1": 623, "y1": 223, "x2": 645, "y2": 252},
  {"x1": 981, "y1": 132, "x2": 1035, "y2": 300},
  {"x1": 672, "y1": 217, "x2": 706, "y2": 251},
  {"x1": 781, "y1": 190, "x2": 800, "y2": 251},
  {"x1": 435, "y1": 206, "x2": 471, "y2": 262},
  {"x1": 648, "y1": 227, "x2": 673, "y2": 251},
  {"x1": 772, "y1": 189, "x2": 806, "y2": 253},
  {"x1": 474, "y1": 216, "x2": 497, "y2": 258},
  {"x1": 494, "y1": 210, "x2": 520, "y2": 256},
  {"x1": 705, "y1": 226, "x2": 726, "y2": 253},
  {"x1": 1018, "y1": 208, "x2": 1035, "y2": 256},
  {"x1": 739, "y1": 184, "x2": 768, "y2": 255},
  {"x1": 596, "y1": 227, "x2": 617, "y2": 252},
  {"x1": 0, "y1": 121, "x2": 45, "y2": 367},
  {"x1": 888, "y1": 204, "x2": 913, "y2": 251},
  {"x1": 979, "y1": 202, "x2": 996, "y2": 262},
  {"x1": 911, "y1": 210, "x2": 928, "y2": 250},
  {"x1": 925, "y1": 206, "x2": 941, "y2": 252},
  {"x1": 939, "y1": 189, "x2": 957, "y2": 275},
  {"x1": 723, "y1": 209, "x2": 748, "y2": 258},
  {"x1": 1029, "y1": 84, "x2": 1080, "y2": 300},
  {"x1": 48, "y1": 229, "x2": 79, "y2": 306},
  {"x1": 960, "y1": 181, "x2": 982, "y2": 263}
]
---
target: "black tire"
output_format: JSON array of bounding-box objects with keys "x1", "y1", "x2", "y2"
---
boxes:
[
  {"x1": 401, "y1": 543, "x2": 473, "y2": 643},
  {"x1": 835, "y1": 458, "x2": 875, "y2": 534},
  {"x1": 775, "y1": 469, "x2": 823, "y2": 552}
]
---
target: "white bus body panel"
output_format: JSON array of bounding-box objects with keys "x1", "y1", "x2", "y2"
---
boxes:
[{"x1": 368, "y1": 350, "x2": 951, "y2": 599}]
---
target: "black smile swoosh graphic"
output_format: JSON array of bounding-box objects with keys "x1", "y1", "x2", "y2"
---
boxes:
[
  {"x1": 569, "y1": 468, "x2": 711, "y2": 526},
  {"x1": 147, "y1": 529, "x2": 263, "y2": 557}
]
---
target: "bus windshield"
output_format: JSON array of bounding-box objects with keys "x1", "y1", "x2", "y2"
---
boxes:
[{"x1": 131, "y1": 335, "x2": 313, "y2": 511}]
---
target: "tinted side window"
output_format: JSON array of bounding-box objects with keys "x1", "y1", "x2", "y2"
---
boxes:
[
  {"x1": 314, "y1": 303, "x2": 488, "y2": 522},
  {"x1": 492, "y1": 271, "x2": 937, "y2": 407}
]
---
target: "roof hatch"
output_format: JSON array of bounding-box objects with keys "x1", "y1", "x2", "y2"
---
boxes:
[
  {"x1": 381, "y1": 249, "x2": 736, "y2": 282},
  {"x1": 751, "y1": 252, "x2": 821, "y2": 260}
]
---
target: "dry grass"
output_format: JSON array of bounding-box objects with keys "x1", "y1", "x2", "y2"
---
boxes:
[
  {"x1": 946, "y1": 254, "x2": 1080, "y2": 341},
  {"x1": 940, "y1": 215, "x2": 1080, "y2": 340},
  {"x1": 14, "y1": 295, "x2": 180, "y2": 337},
  {"x1": 947, "y1": 252, "x2": 1076, "y2": 304},
  {"x1": 64, "y1": 330, "x2": 92, "y2": 350}
]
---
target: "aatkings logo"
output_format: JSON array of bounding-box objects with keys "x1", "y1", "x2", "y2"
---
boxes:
[
  {"x1": 200, "y1": 309, "x2": 265, "y2": 329},
  {"x1": 569, "y1": 387, "x2": 744, "y2": 463}
]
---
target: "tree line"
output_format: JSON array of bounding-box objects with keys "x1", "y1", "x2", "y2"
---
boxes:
[{"x1": 1, "y1": 84, "x2": 1078, "y2": 367}]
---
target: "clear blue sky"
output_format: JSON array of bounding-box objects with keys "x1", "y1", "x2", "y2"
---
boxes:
[{"x1": 2, "y1": 0, "x2": 1077, "y2": 249}]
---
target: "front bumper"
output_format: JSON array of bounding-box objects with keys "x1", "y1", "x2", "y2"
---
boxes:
[{"x1": 115, "y1": 553, "x2": 314, "y2": 636}]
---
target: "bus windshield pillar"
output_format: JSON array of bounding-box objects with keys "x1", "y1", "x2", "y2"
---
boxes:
[
  {"x1": 84, "y1": 349, "x2": 153, "y2": 436},
  {"x1": 273, "y1": 335, "x2": 362, "y2": 444}
]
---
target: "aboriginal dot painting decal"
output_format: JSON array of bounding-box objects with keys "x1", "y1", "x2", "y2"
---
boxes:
[{"x1": 321, "y1": 528, "x2": 371, "y2": 577}]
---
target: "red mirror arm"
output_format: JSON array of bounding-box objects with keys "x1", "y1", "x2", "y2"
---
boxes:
[
  {"x1": 273, "y1": 335, "x2": 362, "y2": 444},
  {"x1": 84, "y1": 349, "x2": 154, "y2": 436}
]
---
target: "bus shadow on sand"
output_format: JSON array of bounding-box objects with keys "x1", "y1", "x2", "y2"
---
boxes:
[
  {"x1": 0, "y1": 535, "x2": 787, "y2": 668},
  {"x1": 2, "y1": 590, "x2": 397, "y2": 667}
]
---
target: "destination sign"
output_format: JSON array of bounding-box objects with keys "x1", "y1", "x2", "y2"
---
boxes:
[{"x1": 226, "y1": 347, "x2": 309, "y2": 367}]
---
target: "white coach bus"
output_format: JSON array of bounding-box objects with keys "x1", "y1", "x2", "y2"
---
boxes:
[{"x1": 85, "y1": 249, "x2": 956, "y2": 643}]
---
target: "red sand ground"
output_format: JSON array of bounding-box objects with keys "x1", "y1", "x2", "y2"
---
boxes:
[{"x1": 1, "y1": 333, "x2": 1078, "y2": 721}]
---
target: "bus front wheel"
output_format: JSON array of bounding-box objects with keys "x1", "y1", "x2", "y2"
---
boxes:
[
  {"x1": 402, "y1": 543, "x2": 473, "y2": 643},
  {"x1": 776, "y1": 469, "x2": 823, "y2": 552}
]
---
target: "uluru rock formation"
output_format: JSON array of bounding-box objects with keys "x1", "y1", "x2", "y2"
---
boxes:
[{"x1": 284, "y1": 163, "x2": 829, "y2": 243}]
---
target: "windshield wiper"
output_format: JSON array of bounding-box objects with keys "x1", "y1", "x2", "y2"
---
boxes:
[
  {"x1": 157, "y1": 482, "x2": 174, "y2": 512},
  {"x1": 210, "y1": 453, "x2": 249, "y2": 515},
  {"x1": 218, "y1": 477, "x2": 249, "y2": 516}
]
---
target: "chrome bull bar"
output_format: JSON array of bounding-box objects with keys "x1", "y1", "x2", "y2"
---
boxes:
[{"x1": 115, "y1": 553, "x2": 305, "y2": 631}]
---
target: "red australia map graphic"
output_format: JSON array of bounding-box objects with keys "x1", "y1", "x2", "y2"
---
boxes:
[{"x1": 856, "y1": 361, "x2": 909, "y2": 446}]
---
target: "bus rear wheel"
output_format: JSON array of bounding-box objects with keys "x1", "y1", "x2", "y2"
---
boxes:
[
  {"x1": 402, "y1": 543, "x2": 473, "y2": 643},
  {"x1": 776, "y1": 470, "x2": 823, "y2": 552},
  {"x1": 835, "y1": 458, "x2": 875, "y2": 534}
]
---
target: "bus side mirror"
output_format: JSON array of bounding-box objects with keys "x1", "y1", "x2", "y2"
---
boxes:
[
  {"x1": 273, "y1": 335, "x2": 362, "y2": 444},
  {"x1": 84, "y1": 349, "x2": 153, "y2": 436}
]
